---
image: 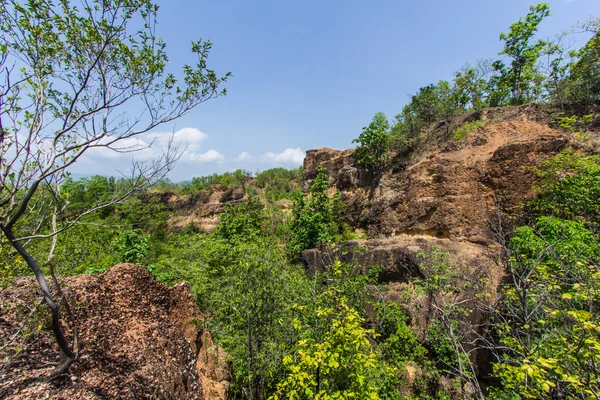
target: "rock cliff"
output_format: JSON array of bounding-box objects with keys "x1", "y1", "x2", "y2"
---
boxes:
[
  {"x1": 303, "y1": 108, "x2": 569, "y2": 244},
  {"x1": 149, "y1": 185, "x2": 246, "y2": 233},
  {"x1": 301, "y1": 109, "x2": 575, "y2": 281}
]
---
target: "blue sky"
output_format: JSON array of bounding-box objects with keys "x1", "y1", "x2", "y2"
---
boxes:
[{"x1": 76, "y1": 0, "x2": 600, "y2": 181}]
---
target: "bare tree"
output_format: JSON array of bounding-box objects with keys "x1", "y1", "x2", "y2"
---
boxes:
[{"x1": 0, "y1": 0, "x2": 229, "y2": 376}]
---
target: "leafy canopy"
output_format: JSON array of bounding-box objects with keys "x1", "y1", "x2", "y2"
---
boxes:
[{"x1": 353, "y1": 112, "x2": 391, "y2": 172}]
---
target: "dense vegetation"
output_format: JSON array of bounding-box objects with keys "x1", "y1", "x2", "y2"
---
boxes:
[
  {"x1": 3, "y1": 145, "x2": 599, "y2": 399},
  {"x1": 2, "y1": 2, "x2": 600, "y2": 399}
]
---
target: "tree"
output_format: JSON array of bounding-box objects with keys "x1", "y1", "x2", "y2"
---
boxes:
[
  {"x1": 215, "y1": 198, "x2": 266, "y2": 244},
  {"x1": 271, "y1": 260, "x2": 396, "y2": 400},
  {"x1": 391, "y1": 80, "x2": 465, "y2": 142},
  {"x1": 287, "y1": 167, "x2": 343, "y2": 260},
  {"x1": 272, "y1": 301, "x2": 383, "y2": 400},
  {"x1": 491, "y1": 217, "x2": 600, "y2": 399},
  {"x1": 491, "y1": 3, "x2": 550, "y2": 106},
  {"x1": 564, "y1": 19, "x2": 600, "y2": 103},
  {"x1": 0, "y1": 0, "x2": 229, "y2": 375},
  {"x1": 453, "y1": 59, "x2": 495, "y2": 110},
  {"x1": 353, "y1": 112, "x2": 390, "y2": 173}
]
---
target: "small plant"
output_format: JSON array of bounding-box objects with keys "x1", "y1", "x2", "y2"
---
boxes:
[
  {"x1": 556, "y1": 114, "x2": 593, "y2": 141},
  {"x1": 453, "y1": 120, "x2": 485, "y2": 140}
]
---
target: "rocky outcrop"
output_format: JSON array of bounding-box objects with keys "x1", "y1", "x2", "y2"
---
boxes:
[
  {"x1": 301, "y1": 112, "x2": 572, "y2": 373},
  {"x1": 303, "y1": 118, "x2": 568, "y2": 244},
  {"x1": 302, "y1": 235, "x2": 501, "y2": 284},
  {"x1": 302, "y1": 148, "x2": 376, "y2": 192},
  {"x1": 149, "y1": 185, "x2": 246, "y2": 233},
  {"x1": 0, "y1": 264, "x2": 231, "y2": 400}
]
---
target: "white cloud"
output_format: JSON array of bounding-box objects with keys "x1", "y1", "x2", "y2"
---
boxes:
[
  {"x1": 260, "y1": 147, "x2": 305, "y2": 166},
  {"x1": 70, "y1": 127, "x2": 224, "y2": 179},
  {"x1": 170, "y1": 127, "x2": 208, "y2": 152},
  {"x1": 187, "y1": 149, "x2": 224, "y2": 164},
  {"x1": 83, "y1": 127, "x2": 210, "y2": 162},
  {"x1": 235, "y1": 151, "x2": 253, "y2": 162},
  {"x1": 68, "y1": 129, "x2": 305, "y2": 181}
]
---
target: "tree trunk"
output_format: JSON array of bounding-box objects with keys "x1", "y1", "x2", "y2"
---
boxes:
[{"x1": 0, "y1": 223, "x2": 76, "y2": 376}]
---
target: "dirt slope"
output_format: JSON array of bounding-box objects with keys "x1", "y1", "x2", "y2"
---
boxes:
[{"x1": 0, "y1": 264, "x2": 230, "y2": 399}]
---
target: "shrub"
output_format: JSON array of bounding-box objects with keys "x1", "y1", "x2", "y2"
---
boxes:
[
  {"x1": 112, "y1": 229, "x2": 149, "y2": 264},
  {"x1": 215, "y1": 198, "x2": 266, "y2": 243}
]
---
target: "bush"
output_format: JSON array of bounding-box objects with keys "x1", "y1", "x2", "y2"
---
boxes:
[
  {"x1": 215, "y1": 198, "x2": 266, "y2": 243},
  {"x1": 112, "y1": 229, "x2": 149, "y2": 264},
  {"x1": 255, "y1": 167, "x2": 303, "y2": 201}
]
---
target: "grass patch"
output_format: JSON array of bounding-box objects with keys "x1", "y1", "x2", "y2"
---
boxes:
[{"x1": 453, "y1": 120, "x2": 485, "y2": 140}]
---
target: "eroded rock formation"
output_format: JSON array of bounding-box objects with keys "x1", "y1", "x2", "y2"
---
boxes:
[{"x1": 149, "y1": 185, "x2": 246, "y2": 233}]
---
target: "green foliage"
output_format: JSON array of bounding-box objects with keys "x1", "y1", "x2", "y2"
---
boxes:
[
  {"x1": 272, "y1": 260, "x2": 408, "y2": 400},
  {"x1": 381, "y1": 3, "x2": 597, "y2": 158},
  {"x1": 116, "y1": 195, "x2": 171, "y2": 238},
  {"x1": 202, "y1": 240, "x2": 305, "y2": 399},
  {"x1": 563, "y1": 22, "x2": 600, "y2": 103},
  {"x1": 376, "y1": 302, "x2": 428, "y2": 380},
  {"x1": 62, "y1": 175, "x2": 117, "y2": 216},
  {"x1": 557, "y1": 114, "x2": 591, "y2": 131},
  {"x1": 353, "y1": 112, "x2": 391, "y2": 172},
  {"x1": 272, "y1": 300, "x2": 384, "y2": 400},
  {"x1": 215, "y1": 198, "x2": 266, "y2": 243},
  {"x1": 531, "y1": 151, "x2": 600, "y2": 226},
  {"x1": 453, "y1": 120, "x2": 486, "y2": 140},
  {"x1": 392, "y1": 81, "x2": 465, "y2": 140},
  {"x1": 192, "y1": 169, "x2": 251, "y2": 189},
  {"x1": 452, "y1": 60, "x2": 494, "y2": 110},
  {"x1": 50, "y1": 224, "x2": 120, "y2": 275},
  {"x1": 492, "y1": 216, "x2": 600, "y2": 399},
  {"x1": 178, "y1": 169, "x2": 253, "y2": 195},
  {"x1": 255, "y1": 167, "x2": 303, "y2": 201},
  {"x1": 112, "y1": 229, "x2": 149, "y2": 264},
  {"x1": 411, "y1": 249, "x2": 487, "y2": 397},
  {"x1": 491, "y1": 3, "x2": 550, "y2": 105},
  {"x1": 287, "y1": 168, "x2": 346, "y2": 260},
  {"x1": 0, "y1": 236, "x2": 26, "y2": 288},
  {"x1": 174, "y1": 167, "x2": 304, "y2": 201},
  {"x1": 153, "y1": 231, "x2": 308, "y2": 399},
  {"x1": 555, "y1": 114, "x2": 593, "y2": 140}
]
